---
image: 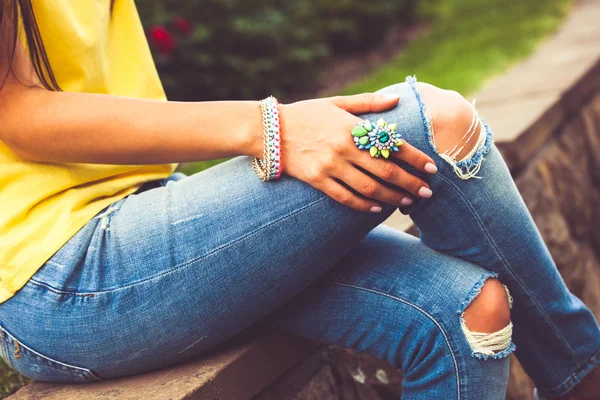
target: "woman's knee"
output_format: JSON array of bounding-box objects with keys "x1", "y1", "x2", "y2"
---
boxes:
[
  {"x1": 414, "y1": 82, "x2": 486, "y2": 164},
  {"x1": 462, "y1": 278, "x2": 512, "y2": 332},
  {"x1": 460, "y1": 277, "x2": 514, "y2": 357}
]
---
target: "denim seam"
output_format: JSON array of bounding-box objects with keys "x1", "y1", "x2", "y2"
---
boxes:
[
  {"x1": 28, "y1": 195, "x2": 331, "y2": 297},
  {"x1": 26, "y1": 279, "x2": 92, "y2": 298},
  {"x1": 540, "y1": 346, "x2": 600, "y2": 397},
  {"x1": 323, "y1": 280, "x2": 461, "y2": 400}
]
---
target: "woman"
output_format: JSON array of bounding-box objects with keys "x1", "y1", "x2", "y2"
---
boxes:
[{"x1": 0, "y1": 1, "x2": 598, "y2": 399}]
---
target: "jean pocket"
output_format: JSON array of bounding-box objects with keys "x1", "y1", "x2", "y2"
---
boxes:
[{"x1": 0, "y1": 324, "x2": 102, "y2": 383}]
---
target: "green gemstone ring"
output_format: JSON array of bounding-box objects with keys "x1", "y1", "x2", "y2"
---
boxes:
[{"x1": 351, "y1": 118, "x2": 403, "y2": 158}]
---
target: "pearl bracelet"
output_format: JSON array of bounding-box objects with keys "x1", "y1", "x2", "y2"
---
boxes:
[{"x1": 251, "y1": 96, "x2": 282, "y2": 181}]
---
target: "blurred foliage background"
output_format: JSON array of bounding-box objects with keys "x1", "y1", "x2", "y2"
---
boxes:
[
  {"x1": 137, "y1": 0, "x2": 433, "y2": 101},
  {"x1": 136, "y1": 0, "x2": 571, "y2": 175},
  {"x1": 138, "y1": 0, "x2": 571, "y2": 104}
]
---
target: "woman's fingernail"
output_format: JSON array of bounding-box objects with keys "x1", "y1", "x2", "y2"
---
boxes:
[
  {"x1": 383, "y1": 94, "x2": 400, "y2": 101},
  {"x1": 370, "y1": 206, "x2": 383, "y2": 213},
  {"x1": 418, "y1": 187, "x2": 433, "y2": 198},
  {"x1": 400, "y1": 197, "x2": 413, "y2": 206},
  {"x1": 424, "y1": 162, "x2": 438, "y2": 174}
]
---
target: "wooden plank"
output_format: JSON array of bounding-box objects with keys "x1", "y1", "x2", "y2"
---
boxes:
[{"x1": 7, "y1": 331, "x2": 316, "y2": 400}]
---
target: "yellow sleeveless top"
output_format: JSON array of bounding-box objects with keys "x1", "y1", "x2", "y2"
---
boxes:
[{"x1": 0, "y1": 0, "x2": 177, "y2": 303}]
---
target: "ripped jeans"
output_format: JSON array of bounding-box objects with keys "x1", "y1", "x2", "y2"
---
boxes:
[{"x1": 0, "y1": 77, "x2": 599, "y2": 400}]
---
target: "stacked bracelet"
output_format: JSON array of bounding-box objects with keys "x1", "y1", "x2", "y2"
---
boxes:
[{"x1": 251, "y1": 96, "x2": 282, "y2": 181}]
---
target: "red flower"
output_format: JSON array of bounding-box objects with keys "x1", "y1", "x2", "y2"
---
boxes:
[
  {"x1": 149, "y1": 25, "x2": 175, "y2": 56},
  {"x1": 173, "y1": 17, "x2": 193, "y2": 37}
]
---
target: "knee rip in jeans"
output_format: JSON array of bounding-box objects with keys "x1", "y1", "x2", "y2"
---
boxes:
[
  {"x1": 407, "y1": 76, "x2": 494, "y2": 180},
  {"x1": 458, "y1": 274, "x2": 516, "y2": 360}
]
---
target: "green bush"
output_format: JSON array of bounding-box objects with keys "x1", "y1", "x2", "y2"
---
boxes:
[{"x1": 137, "y1": 0, "x2": 421, "y2": 101}]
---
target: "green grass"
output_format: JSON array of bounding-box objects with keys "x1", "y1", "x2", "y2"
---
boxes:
[
  {"x1": 175, "y1": 158, "x2": 231, "y2": 176},
  {"x1": 342, "y1": 0, "x2": 573, "y2": 96}
]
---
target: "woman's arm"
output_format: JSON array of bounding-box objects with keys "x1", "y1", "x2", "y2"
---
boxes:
[
  {"x1": 1, "y1": 86, "x2": 266, "y2": 164},
  {"x1": 0, "y1": 37, "x2": 437, "y2": 212},
  {"x1": 0, "y1": 38, "x2": 263, "y2": 164}
]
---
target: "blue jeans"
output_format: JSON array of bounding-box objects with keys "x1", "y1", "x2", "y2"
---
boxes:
[{"x1": 0, "y1": 77, "x2": 598, "y2": 400}]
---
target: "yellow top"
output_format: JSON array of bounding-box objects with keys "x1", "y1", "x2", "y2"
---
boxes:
[{"x1": 0, "y1": 0, "x2": 177, "y2": 303}]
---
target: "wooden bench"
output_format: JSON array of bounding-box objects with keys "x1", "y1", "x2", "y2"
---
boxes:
[
  {"x1": 6, "y1": 328, "x2": 404, "y2": 400},
  {"x1": 7, "y1": 330, "x2": 317, "y2": 400}
]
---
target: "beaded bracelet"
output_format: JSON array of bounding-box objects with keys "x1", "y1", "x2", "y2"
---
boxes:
[{"x1": 251, "y1": 96, "x2": 282, "y2": 181}]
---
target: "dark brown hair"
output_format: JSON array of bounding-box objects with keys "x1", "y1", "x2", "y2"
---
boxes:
[{"x1": 0, "y1": 0, "x2": 61, "y2": 92}]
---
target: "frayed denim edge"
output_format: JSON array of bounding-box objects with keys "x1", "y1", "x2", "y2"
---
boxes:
[
  {"x1": 405, "y1": 75, "x2": 437, "y2": 154},
  {"x1": 471, "y1": 340, "x2": 516, "y2": 361},
  {"x1": 457, "y1": 271, "x2": 517, "y2": 360},
  {"x1": 457, "y1": 271, "x2": 499, "y2": 315},
  {"x1": 405, "y1": 75, "x2": 495, "y2": 178}
]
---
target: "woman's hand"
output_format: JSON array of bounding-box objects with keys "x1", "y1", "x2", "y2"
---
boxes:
[{"x1": 279, "y1": 93, "x2": 438, "y2": 213}]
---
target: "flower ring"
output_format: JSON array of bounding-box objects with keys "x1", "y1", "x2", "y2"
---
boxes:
[{"x1": 351, "y1": 118, "x2": 403, "y2": 158}]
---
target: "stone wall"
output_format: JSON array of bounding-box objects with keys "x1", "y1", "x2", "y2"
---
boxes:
[{"x1": 504, "y1": 73, "x2": 600, "y2": 400}]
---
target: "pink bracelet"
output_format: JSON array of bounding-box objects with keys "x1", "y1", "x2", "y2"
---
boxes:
[{"x1": 251, "y1": 96, "x2": 282, "y2": 181}]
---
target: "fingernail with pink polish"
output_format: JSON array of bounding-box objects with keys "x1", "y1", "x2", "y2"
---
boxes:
[
  {"x1": 400, "y1": 197, "x2": 413, "y2": 206},
  {"x1": 425, "y1": 162, "x2": 438, "y2": 174},
  {"x1": 418, "y1": 187, "x2": 433, "y2": 198},
  {"x1": 370, "y1": 206, "x2": 383, "y2": 213}
]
